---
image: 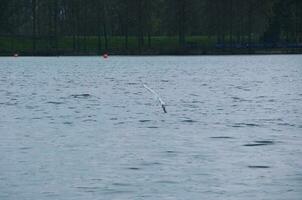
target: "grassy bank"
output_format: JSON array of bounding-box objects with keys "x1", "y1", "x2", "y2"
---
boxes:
[{"x1": 0, "y1": 36, "x2": 301, "y2": 56}]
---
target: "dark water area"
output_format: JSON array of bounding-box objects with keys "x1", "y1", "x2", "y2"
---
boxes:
[{"x1": 0, "y1": 55, "x2": 302, "y2": 199}]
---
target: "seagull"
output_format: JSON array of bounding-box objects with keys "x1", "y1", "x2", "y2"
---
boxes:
[{"x1": 142, "y1": 82, "x2": 167, "y2": 113}]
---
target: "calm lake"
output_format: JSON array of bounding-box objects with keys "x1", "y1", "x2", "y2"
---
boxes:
[{"x1": 0, "y1": 55, "x2": 302, "y2": 200}]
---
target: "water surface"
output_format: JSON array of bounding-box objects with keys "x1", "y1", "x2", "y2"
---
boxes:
[{"x1": 0, "y1": 55, "x2": 302, "y2": 200}]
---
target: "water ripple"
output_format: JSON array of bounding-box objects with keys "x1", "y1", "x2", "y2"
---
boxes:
[
  {"x1": 244, "y1": 140, "x2": 275, "y2": 147},
  {"x1": 71, "y1": 94, "x2": 91, "y2": 98},
  {"x1": 248, "y1": 166, "x2": 271, "y2": 169}
]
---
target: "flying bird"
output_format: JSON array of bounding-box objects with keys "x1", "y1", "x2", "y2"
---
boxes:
[{"x1": 142, "y1": 83, "x2": 167, "y2": 113}]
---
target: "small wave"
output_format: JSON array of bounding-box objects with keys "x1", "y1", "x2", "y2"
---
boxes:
[
  {"x1": 102, "y1": 189, "x2": 134, "y2": 195},
  {"x1": 235, "y1": 86, "x2": 250, "y2": 91},
  {"x1": 181, "y1": 119, "x2": 197, "y2": 123},
  {"x1": 114, "y1": 122, "x2": 125, "y2": 125},
  {"x1": 104, "y1": 77, "x2": 115, "y2": 80},
  {"x1": 244, "y1": 140, "x2": 275, "y2": 147},
  {"x1": 91, "y1": 178, "x2": 103, "y2": 181},
  {"x1": 231, "y1": 97, "x2": 251, "y2": 102},
  {"x1": 147, "y1": 126, "x2": 159, "y2": 129},
  {"x1": 112, "y1": 183, "x2": 131, "y2": 187},
  {"x1": 133, "y1": 92, "x2": 142, "y2": 95},
  {"x1": 126, "y1": 82, "x2": 138, "y2": 85},
  {"x1": 154, "y1": 180, "x2": 178, "y2": 184},
  {"x1": 41, "y1": 192, "x2": 59, "y2": 197},
  {"x1": 277, "y1": 123, "x2": 296, "y2": 127},
  {"x1": 232, "y1": 97, "x2": 241, "y2": 101},
  {"x1": 139, "y1": 120, "x2": 151, "y2": 123},
  {"x1": 232, "y1": 123, "x2": 261, "y2": 128},
  {"x1": 63, "y1": 121, "x2": 73, "y2": 125},
  {"x1": 113, "y1": 105, "x2": 126, "y2": 108},
  {"x1": 254, "y1": 140, "x2": 274, "y2": 144},
  {"x1": 184, "y1": 104, "x2": 199, "y2": 108},
  {"x1": 126, "y1": 167, "x2": 141, "y2": 171},
  {"x1": 82, "y1": 119, "x2": 97, "y2": 122},
  {"x1": 71, "y1": 94, "x2": 91, "y2": 98},
  {"x1": 4, "y1": 102, "x2": 18, "y2": 106},
  {"x1": 210, "y1": 136, "x2": 234, "y2": 139},
  {"x1": 261, "y1": 118, "x2": 283, "y2": 122},
  {"x1": 243, "y1": 143, "x2": 268, "y2": 147},
  {"x1": 164, "y1": 150, "x2": 178, "y2": 154},
  {"x1": 256, "y1": 95, "x2": 267, "y2": 99},
  {"x1": 75, "y1": 186, "x2": 101, "y2": 193},
  {"x1": 248, "y1": 166, "x2": 270, "y2": 169},
  {"x1": 19, "y1": 147, "x2": 32, "y2": 150},
  {"x1": 47, "y1": 101, "x2": 64, "y2": 105},
  {"x1": 191, "y1": 100, "x2": 203, "y2": 103},
  {"x1": 140, "y1": 162, "x2": 161, "y2": 166},
  {"x1": 31, "y1": 117, "x2": 42, "y2": 120}
]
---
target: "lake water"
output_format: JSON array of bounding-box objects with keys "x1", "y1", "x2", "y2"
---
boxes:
[{"x1": 0, "y1": 55, "x2": 302, "y2": 200}]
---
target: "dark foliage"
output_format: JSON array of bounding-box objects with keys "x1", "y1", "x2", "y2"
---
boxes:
[{"x1": 0, "y1": 0, "x2": 301, "y2": 55}]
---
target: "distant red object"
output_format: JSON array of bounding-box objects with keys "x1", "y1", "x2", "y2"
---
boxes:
[
  {"x1": 14, "y1": 53, "x2": 19, "y2": 57},
  {"x1": 103, "y1": 53, "x2": 108, "y2": 59}
]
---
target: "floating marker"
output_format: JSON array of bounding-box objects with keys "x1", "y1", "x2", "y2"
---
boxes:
[{"x1": 103, "y1": 53, "x2": 108, "y2": 59}]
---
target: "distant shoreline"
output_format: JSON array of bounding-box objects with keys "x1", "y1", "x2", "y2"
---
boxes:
[
  {"x1": 1, "y1": 36, "x2": 301, "y2": 56},
  {"x1": 1, "y1": 50, "x2": 301, "y2": 57}
]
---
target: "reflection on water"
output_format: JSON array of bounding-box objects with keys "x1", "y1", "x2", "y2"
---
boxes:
[{"x1": 0, "y1": 55, "x2": 302, "y2": 200}]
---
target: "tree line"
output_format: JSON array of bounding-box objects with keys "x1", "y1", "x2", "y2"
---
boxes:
[{"x1": 0, "y1": 0, "x2": 301, "y2": 55}]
